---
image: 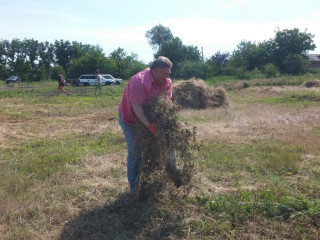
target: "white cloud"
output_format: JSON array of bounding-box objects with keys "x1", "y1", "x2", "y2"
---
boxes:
[{"x1": 162, "y1": 14, "x2": 320, "y2": 58}]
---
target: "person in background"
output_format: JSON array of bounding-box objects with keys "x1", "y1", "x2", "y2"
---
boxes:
[
  {"x1": 94, "y1": 69, "x2": 103, "y2": 96},
  {"x1": 57, "y1": 73, "x2": 69, "y2": 96},
  {"x1": 118, "y1": 56, "x2": 180, "y2": 193}
]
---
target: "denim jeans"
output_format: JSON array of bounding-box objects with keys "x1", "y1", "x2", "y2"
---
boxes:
[{"x1": 118, "y1": 114, "x2": 139, "y2": 192}]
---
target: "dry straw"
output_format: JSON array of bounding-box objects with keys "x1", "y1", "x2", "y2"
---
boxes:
[
  {"x1": 134, "y1": 96, "x2": 196, "y2": 193},
  {"x1": 134, "y1": 79, "x2": 229, "y2": 196},
  {"x1": 304, "y1": 79, "x2": 320, "y2": 88},
  {"x1": 172, "y1": 79, "x2": 229, "y2": 109}
]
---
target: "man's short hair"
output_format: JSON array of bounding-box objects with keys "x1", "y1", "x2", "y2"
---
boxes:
[{"x1": 150, "y1": 56, "x2": 173, "y2": 69}]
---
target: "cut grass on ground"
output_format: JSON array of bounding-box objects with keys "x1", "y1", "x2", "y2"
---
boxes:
[{"x1": 1, "y1": 80, "x2": 320, "y2": 239}]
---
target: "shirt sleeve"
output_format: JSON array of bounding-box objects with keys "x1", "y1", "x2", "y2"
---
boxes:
[
  {"x1": 128, "y1": 77, "x2": 146, "y2": 105},
  {"x1": 166, "y1": 79, "x2": 172, "y2": 98}
]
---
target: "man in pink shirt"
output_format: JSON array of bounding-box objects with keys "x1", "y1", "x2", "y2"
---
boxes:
[{"x1": 118, "y1": 56, "x2": 178, "y2": 192}]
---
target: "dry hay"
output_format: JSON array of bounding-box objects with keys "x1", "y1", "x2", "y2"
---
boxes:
[
  {"x1": 172, "y1": 79, "x2": 229, "y2": 109},
  {"x1": 134, "y1": 95, "x2": 196, "y2": 195},
  {"x1": 304, "y1": 79, "x2": 320, "y2": 88}
]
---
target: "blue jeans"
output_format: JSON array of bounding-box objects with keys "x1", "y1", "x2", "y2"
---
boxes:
[{"x1": 118, "y1": 114, "x2": 139, "y2": 192}]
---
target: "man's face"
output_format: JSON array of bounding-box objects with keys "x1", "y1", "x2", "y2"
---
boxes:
[{"x1": 153, "y1": 67, "x2": 171, "y2": 85}]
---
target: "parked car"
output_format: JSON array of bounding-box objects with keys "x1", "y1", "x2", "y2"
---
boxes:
[
  {"x1": 6, "y1": 76, "x2": 21, "y2": 84},
  {"x1": 101, "y1": 74, "x2": 122, "y2": 85},
  {"x1": 79, "y1": 74, "x2": 115, "y2": 86}
]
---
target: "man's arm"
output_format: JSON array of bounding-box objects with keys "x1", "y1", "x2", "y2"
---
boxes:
[{"x1": 131, "y1": 102, "x2": 150, "y2": 128}]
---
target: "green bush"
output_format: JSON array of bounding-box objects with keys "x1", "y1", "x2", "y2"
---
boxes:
[
  {"x1": 176, "y1": 61, "x2": 207, "y2": 79},
  {"x1": 283, "y1": 54, "x2": 310, "y2": 75},
  {"x1": 235, "y1": 67, "x2": 250, "y2": 80},
  {"x1": 51, "y1": 65, "x2": 65, "y2": 80},
  {"x1": 264, "y1": 63, "x2": 279, "y2": 78}
]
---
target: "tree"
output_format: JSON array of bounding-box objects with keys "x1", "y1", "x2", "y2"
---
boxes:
[
  {"x1": 156, "y1": 37, "x2": 201, "y2": 77},
  {"x1": 210, "y1": 51, "x2": 230, "y2": 68},
  {"x1": 23, "y1": 39, "x2": 39, "y2": 71},
  {"x1": 282, "y1": 54, "x2": 310, "y2": 75},
  {"x1": 67, "y1": 52, "x2": 117, "y2": 79},
  {"x1": 273, "y1": 28, "x2": 316, "y2": 71},
  {"x1": 263, "y1": 63, "x2": 279, "y2": 78},
  {"x1": 145, "y1": 24, "x2": 174, "y2": 50},
  {"x1": 229, "y1": 40, "x2": 260, "y2": 71},
  {"x1": 109, "y1": 47, "x2": 127, "y2": 61},
  {"x1": 54, "y1": 40, "x2": 104, "y2": 77},
  {"x1": 109, "y1": 48, "x2": 147, "y2": 79},
  {"x1": 39, "y1": 41, "x2": 55, "y2": 80},
  {"x1": 23, "y1": 39, "x2": 43, "y2": 81},
  {"x1": 54, "y1": 40, "x2": 73, "y2": 74},
  {"x1": 5, "y1": 39, "x2": 33, "y2": 80},
  {"x1": 51, "y1": 65, "x2": 65, "y2": 80},
  {"x1": 206, "y1": 51, "x2": 230, "y2": 76},
  {"x1": 176, "y1": 61, "x2": 207, "y2": 79},
  {"x1": 0, "y1": 40, "x2": 10, "y2": 79}
]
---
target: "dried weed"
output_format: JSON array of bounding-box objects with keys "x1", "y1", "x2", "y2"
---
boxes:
[
  {"x1": 134, "y1": 96, "x2": 196, "y2": 195},
  {"x1": 172, "y1": 79, "x2": 229, "y2": 109}
]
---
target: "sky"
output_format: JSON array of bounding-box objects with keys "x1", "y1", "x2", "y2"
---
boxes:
[{"x1": 1, "y1": 0, "x2": 320, "y2": 63}]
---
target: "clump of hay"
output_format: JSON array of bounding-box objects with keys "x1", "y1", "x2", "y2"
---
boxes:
[
  {"x1": 305, "y1": 80, "x2": 320, "y2": 88},
  {"x1": 172, "y1": 79, "x2": 229, "y2": 109},
  {"x1": 134, "y1": 95, "x2": 196, "y2": 193}
]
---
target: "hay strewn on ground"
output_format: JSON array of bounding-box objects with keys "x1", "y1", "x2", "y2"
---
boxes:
[
  {"x1": 305, "y1": 79, "x2": 320, "y2": 88},
  {"x1": 133, "y1": 79, "x2": 229, "y2": 195},
  {"x1": 134, "y1": 96, "x2": 196, "y2": 194},
  {"x1": 172, "y1": 79, "x2": 229, "y2": 109}
]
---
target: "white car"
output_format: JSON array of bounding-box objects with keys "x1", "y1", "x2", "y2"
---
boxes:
[
  {"x1": 79, "y1": 75, "x2": 115, "y2": 86},
  {"x1": 6, "y1": 76, "x2": 21, "y2": 84},
  {"x1": 102, "y1": 74, "x2": 122, "y2": 85}
]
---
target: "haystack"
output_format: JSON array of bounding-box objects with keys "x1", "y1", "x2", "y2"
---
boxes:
[
  {"x1": 172, "y1": 79, "x2": 229, "y2": 109},
  {"x1": 134, "y1": 96, "x2": 195, "y2": 192},
  {"x1": 305, "y1": 80, "x2": 320, "y2": 88}
]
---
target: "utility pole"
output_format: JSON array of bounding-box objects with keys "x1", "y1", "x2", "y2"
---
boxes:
[{"x1": 201, "y1": 47, "x2": 204, "y2": 61}]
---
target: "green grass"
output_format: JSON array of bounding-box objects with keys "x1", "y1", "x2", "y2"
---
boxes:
[
  {"x1": 205, "y1": 75, "x2": 238, "y2": 85},
  {"x1": 206, "y1": 72, "x2": 320, "y2": 90},
  {"x1": 1, "y1": 84, "x2": 125, "y2": 120},
  {"x1": 1, "y1": 79, "x2": 320, "y2": 239},
  {"x1": 0, "y1": 132, "x2": 124, "y2": 198},
  {"x1": 311, "y1": 127, "x2": 320, "y2": 135},
  {"x1": 190, "y1": 189, "x2": 320, "y2": 224},
  {"x1": 199, "y1": 141, "x2": 303, "y2": 175},
  {"x1": 0, "y1": 81, "x2": 125, "y2": 100},
  {"x1": 259, "y1": 91, "x2": 320, "y2": 105}
]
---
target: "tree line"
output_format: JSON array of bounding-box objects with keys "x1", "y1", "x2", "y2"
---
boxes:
[
  {"x1": 0, "y1": 25, "x2": 317, "y2": 82},
  {"x1": 0, "y1": 39, "x2": 147, "y2": 81},
  {"x1": 146, "y1": 25, "x2": 316, "y2": 79}
]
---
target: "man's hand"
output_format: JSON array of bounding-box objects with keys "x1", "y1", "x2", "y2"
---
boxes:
[{"x1": 148, "y1": 123, "x2": 157, "y2": 135}]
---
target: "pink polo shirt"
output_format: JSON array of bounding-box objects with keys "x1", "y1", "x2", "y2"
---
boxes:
[{"x1": 118, "y1": 68, "x2": 172, "y2": 125}]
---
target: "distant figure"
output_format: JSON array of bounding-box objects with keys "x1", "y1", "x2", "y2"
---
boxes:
[
  {"x1": 57, "y1": 73, "x2": 69, "y2": 96},
  {"x1": 94, "y1": 69, "x2": 103, "y2": 96}
]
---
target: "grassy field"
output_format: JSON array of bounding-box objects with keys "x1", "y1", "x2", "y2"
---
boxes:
[{"x1": 0, "y1": 77, "x2": 320, "y2": 239}]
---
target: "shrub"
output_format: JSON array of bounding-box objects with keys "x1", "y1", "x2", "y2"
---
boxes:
[
  {"x1": 51, "y1": 65, "x2": 65, "y2": 80},
  {"x1": 235, "y1": 67, "x2": 250, "y2": 80},
  {"x1": 282, "y1": 54, "x2": 310, "y2": 75},
  {"x1": 264, "y1": 63, "x2": 279, "y2": 78},
  {"x1": 176, "y1": 61, "x2": 207, "y2": 79}
]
